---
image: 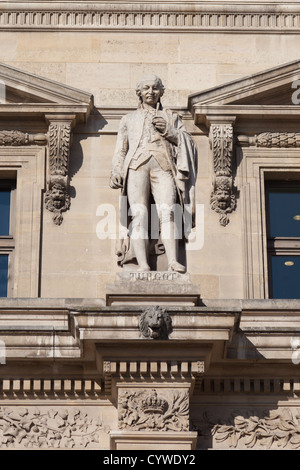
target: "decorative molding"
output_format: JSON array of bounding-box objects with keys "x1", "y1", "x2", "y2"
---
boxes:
[
  {"x1": 0, "y1": 130, "x2": 47, "y2": 146},
  {"x1": 210, "y1": 123, "x2": 237, "y2": 226},
  {"x1": 0, "y1": 406, "x2": 102, "y2": 449},
  {"x1": 1, "y1": 4, "x2": 300, "y2": 33},
  {"x1": 194, "y1": 408, "x2": 300, "y2": 450},
  {"x1": 45, "y1": 116, "x2": 75, "y2": 225},
  {"x1": 194, "y1": 377, "x2": 300, "y2": 395},
  {"x1": 118, "y1": 389, "x2": 189, "y2": 432},
  {"x1": 0, "y1": 379, "x2": 102, "y2": 397},
  {"x1": 139, "y1": 306, "x2": 173, "y2": 340},
  {"x1": 238, "y1": 132, "x2": 300, "y2": 148},
  {"x1": 102, "y1": 359, "x2": 204, "y2": 381}
]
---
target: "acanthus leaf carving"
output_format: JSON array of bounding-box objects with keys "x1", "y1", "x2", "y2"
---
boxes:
[
  {"x1": 118, "y1": 389, "x2": 189, "y2": 432},
  {"x1": 194, "y1": 408, "x2": 300, "y2": 450},
  {"x1": 48, "y1": 122, "x2": 71, "y2": 176},
  {"x1": 0, "y1": 406, "x2": 102, "y2": 449}
]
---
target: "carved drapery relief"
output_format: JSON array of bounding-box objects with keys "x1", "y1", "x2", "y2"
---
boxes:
[
  {"x1": 238, "y1": 132, "x2": 300, "y2": 148},
  {"x1": 194, "y1": 408, "x2": 300, "y2": 450},
  {"x1": 45, "y1": 117, "x2": 74, "y2": 225},
  {"x1": 118, "y1": 389, "x2": 189, "y2": 432},
  {"x1": 0, "y1": 406, "x2": 102, "y2": 449},
  {"x1": 210, "y1": 123, "x2": 236, "y2": 226}
]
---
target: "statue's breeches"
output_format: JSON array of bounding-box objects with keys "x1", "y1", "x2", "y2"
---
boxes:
[{"x1": 127, "y1": 157, "x2": 177, "y2": 233}]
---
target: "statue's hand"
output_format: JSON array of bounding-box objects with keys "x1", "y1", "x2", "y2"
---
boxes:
[
  {"x1": 110, "y1": 172, "x2": 123, "y2": 189},
  {"x1": 152, "y1": 116, "x2": 167, "y2": 134}
]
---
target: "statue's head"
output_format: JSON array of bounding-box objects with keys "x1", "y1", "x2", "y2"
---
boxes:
[{"x1": 135, "y1": 74, "x2": 165, "y2": 106}]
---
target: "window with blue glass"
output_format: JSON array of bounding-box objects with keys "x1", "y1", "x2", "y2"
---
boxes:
[
  {"x1": 0, "y1": 181, "x2": 15, "y2": 297},
  {"x1": 266, "y1": 181, "x2": 300, "y2": 299}
]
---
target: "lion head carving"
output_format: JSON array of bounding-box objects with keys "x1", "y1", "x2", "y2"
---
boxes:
[{"x1": 139, "y1": 306, "x2": 172, "y2": 340}]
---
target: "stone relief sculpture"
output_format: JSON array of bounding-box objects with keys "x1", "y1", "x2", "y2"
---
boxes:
[
  {"x1": 110, "y1": 74, "x2": 197, "y2": 273},
  {"x1": 45, "y1": 175, "x2": 71, "y2": 226},
  {"x1": 0, "y1": 407, "x2": 102, "y2": 449},
  {"x1": 195, "y1": 408, "x2": 300, "y2": 450},
  {"x1": 118, "y1": 389, "x2": 189, "y2": 432},
  {"x1": 210, "y1": 123, "x2": 236, "y2": 226},
  {"x1": 45, "y1": 119, "x2": 73, "y2": 225},
  {"x1": 139, "y1": 305, "x2": 172, "y2": 340}
]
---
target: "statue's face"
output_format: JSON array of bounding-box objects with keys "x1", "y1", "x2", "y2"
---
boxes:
[{"x1": 139, "y1": 80, "x2": 161, "y2": 107}]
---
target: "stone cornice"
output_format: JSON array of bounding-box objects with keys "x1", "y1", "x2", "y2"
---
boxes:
[
  {"x1": 1, "y1": 2, "x2": 300, "y2": 32},
  {"x1": 0, "y1": 299, "x2": 300, "y2": 363}
]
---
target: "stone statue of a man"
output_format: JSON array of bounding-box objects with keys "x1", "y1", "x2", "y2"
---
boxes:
[{"x1": 110, "y1": 74, "x2": 197, "y2": 273}]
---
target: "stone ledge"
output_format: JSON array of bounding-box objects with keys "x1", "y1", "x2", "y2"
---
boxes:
[{"x1": 110, "y1": 430, "x2": 198, "y2": 451}]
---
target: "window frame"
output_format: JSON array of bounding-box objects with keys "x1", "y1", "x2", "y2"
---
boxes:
[
  {"x1": 238, "y1": 145, "x2": 300, "y2": 299},
  {"x1": 0, "y1": 178, "x2": 16, "y2": 297},
  {"x1": 0, "y1": 147, "x2": 45, "y2": 297},
  {"x1": 265, "y1": 180, "x2": 300, "y2": 299}
]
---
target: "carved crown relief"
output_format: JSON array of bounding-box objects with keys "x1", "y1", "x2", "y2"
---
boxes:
[{"x1": 118, "y1": 389, "x2": 189, "y2": 432}]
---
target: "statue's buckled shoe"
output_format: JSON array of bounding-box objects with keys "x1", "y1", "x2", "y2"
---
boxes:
[{"x1": 168, "y1": 261, "x2": 186, "y2": 273}]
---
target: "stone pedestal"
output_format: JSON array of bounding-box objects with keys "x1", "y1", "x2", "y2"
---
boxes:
[
  {"x1": 106, "y1": 271, "x2": 201, "y2": 306},
  {"x1": 96, "y1": 338, "x2": 208, "y2": 450},
  {"x1": 110, "y1": 431, "x2": 198, "y2": 450}
]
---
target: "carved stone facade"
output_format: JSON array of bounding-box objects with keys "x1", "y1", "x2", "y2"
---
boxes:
[
  {"x1": 209, "y1": 123, "x2": 237, "y2": 226},
  {"x1": 0, "y1": 130, "x2": 46, "y2": 146},
  {"x1": 139, "y1": 306, "x2": 173, "y2": 340},
  {"x1": 0, "y1": 406, "x2": 103, "y2": 449},
  {"x1": 118, "y1": 389, "x2": 189, "y2": 432},
  {"x1": 0, "y1": 0, "x2": 299, "y2": 453},
  {"x1": 1, "y1": 3, "x2": 300, "y2": 33}
]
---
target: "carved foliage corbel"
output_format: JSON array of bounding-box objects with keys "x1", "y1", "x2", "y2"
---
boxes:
[
  {"x1": 209, "y1": 122, "x2": 237, "y2": 226},
  {"x1": 45, "y1": 116, "x2": 75, "y2": 225}
]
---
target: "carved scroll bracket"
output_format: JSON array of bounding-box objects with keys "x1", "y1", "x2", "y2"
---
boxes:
[
  {"x1": 208, "y1": 117, "x2": 237, "y2": 226},
  {"x1": 45, "y1": 114, "x2": 76, "y2": 225}
]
